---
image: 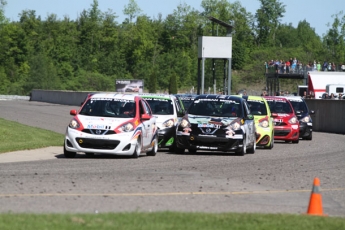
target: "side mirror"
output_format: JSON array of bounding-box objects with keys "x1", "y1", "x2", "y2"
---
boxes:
[
  {"x1": 246, "y1": 114, "x2": 254, "y2": 120},
  {"x1": 70, "y1": 109, "x2": 77, "y2": 116},
  {"x1": 310, "y1": 110, "x2": 315, "y2": 115},
  {"x1": 295, "y1": 110, "x2": 301, "y2": 114},
  {"x1": 141, "y1": 114, "x2": 151, "y2": 120},
  {"x1": 271, "y1": 113, "x2": 278, "y2": 117},
  {"x1": 177, "y1": 110, "x2": 185, "y2": 117}
]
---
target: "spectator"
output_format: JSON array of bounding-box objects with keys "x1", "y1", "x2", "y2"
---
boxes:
[
  {"x1": 341, "y1": 63, "x2": 345, "y2": 71},
  {"x1": 274, "y1": 59, "x2": 280, "y2": 73},
  {"x1": 261, "y1": 91, "x2": 267, "y2": 96},
  {"x1": 286, "y1": 59, "x2": 290, "y2": 73},
  {"x1": 328, "y1": 62, "x2": 332, "y2": 71},
  {"x1": 313, "y1": 60, "x2": 317, "y2": 71},
  {"x1": 330, "y1": 93, "x2": 336, "y2": 100},
  {"x1": 331, "y1": 62, "x2": 336, "y2": 71},
  {"x1": 317, "y1": 61, "x2": 321, "y2": 71},
  {"x1": 303, "y1": 91, "x2": 307, "y2": 98},
  {"x1": 339, "y1": 93, "x2": 344, "y2": 100},
  {"x1": 322, "y1": 61, "x2": 328, "y2": 71}
]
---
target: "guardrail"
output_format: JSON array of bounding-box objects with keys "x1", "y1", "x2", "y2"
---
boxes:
[{"x1": 29, "y1": 89, "x2": 345, "y2": 134}]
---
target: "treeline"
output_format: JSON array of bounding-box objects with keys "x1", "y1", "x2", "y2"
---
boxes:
[{"x1": 0, "y1": 0, "x2": 344, "y2": 95}]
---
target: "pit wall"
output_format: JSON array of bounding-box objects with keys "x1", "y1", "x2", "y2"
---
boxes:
[{"x1": 30, "y1": 89, "x2": 345, "y2": 134}]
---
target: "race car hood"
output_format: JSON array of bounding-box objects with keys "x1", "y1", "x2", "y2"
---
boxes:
[
  {"x1": 187, "y1": 114, "x2": 237, "y2": 127},
  {"x1": 76, "y1": 115, "x2": 130, "y2": 130}
]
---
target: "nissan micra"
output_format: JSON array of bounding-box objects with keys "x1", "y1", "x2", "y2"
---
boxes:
[{"x1": 64, "y1": 93, "x2": 158, "y2": 158}]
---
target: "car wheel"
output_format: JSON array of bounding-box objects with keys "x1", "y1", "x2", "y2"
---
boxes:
[
  {"x1": 265, "y1": 133, "x2": 274, "y2": 149},
  {"x1": 64, "y1": 143, "x2": 76, "y2": 158},
  {"x1": 236, "y1": 137, "x2": 246, "y2": 156},
  {"x1": 247, "y1": 140, "x2": 256, "y2": 154},
  {"x1": 292, "y1": 138, "x2": 299, "y2": 144},
  {"x1": 85, "y1": 152, "x2": 95, "y2": 157},
  {"x1": 305, "y1": 132, "x2": 312, "y2": 140},
  {"x1": 147, "y1": 135, "x2": 158, "y2": 156},
  {"x1": 188, "y1": 149, "x2": 197, "y2": 154},
  {"x1": 168, "y1": 142, "x2": 176, "y2": 152},
  {"x1": 175, "y1": 146, "x2": 185, "y2": 154},
  {"x1": 132, "y1": 137, "x2": 141, "y2": 158}
]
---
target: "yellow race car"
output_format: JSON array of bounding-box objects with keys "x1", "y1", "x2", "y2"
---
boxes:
[{"x1": 242, "y1": 95, "x2": 274, "y2": 149}]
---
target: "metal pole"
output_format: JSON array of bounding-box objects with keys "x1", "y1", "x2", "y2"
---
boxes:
[
  {"x1": 197, "y1": 58, "x2": 201, "y2": 95},
  {"x1": 201, "y1": 58, "x2": 205, "y2": 94},
  {"x1": 228, "y1": 58, "x2": 232, "y2": 95}
]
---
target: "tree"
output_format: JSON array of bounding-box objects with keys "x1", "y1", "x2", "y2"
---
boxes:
[
  {"x1": 254, "y1": 0, "x2": 286, "y2": 47},
  {"x1": 123, "y1": 0, "x2": 142, "y2": 23},
  {"x1": 323, "y1": 11, "x2": 345, "y2": 64}
]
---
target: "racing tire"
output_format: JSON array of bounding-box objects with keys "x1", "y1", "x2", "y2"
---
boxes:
[
  {"x1": 146, "y1": 135, "x2": 158, "y2": 156},
  {"x1": 265, "y1": 139, "x2": 274, "y2": 149},
  {"x1": 175, "y1": 146, "x2": 185, "y2": 154},
  {"x1": 235, "y1": 137, "x2": 246, "y2": 156},
  {"x1": 132, "y1": 137, "x2": 142, "y2": 158},
  {"x1": 168, "y1": 142, "x2": 176, "y2": 152},
  {"x1": 247, "y1": 140, "x2": 256, "y2": 154},
  {"x1": 292, "y1": 138, "x2": 299, "y2": 144},
  {"x1": 305, "y1": 133, "x2": 312, "y2": 140},
  {"x1": 188, "y1": 149, "x2": 197, "y2": 154},
  {"x1": 85, "y1": 152, "x2": 95, "y2": 157},
  {"x1": 64, "y1": 144, "x2": 76, "y2": 158}
]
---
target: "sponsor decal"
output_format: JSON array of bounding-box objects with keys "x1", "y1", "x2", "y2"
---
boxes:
[{"x1": 197, "y1": 146, "x2": 218, "y2": 150}]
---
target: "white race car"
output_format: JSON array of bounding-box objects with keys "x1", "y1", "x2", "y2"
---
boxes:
[{"x1": 64, "y1": 93, "x2": 158, "y2": 158}]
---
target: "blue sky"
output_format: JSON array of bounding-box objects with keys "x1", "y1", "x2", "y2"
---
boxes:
[{"x1": 4, "y1": 0, "x2": 344, "y2": 37}]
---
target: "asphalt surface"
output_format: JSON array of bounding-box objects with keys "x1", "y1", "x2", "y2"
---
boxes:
[{"x1": 0, "y1": 99, "x2": 344, "y2": 216}]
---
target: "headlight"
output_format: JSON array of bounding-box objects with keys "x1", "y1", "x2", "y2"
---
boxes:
[
  {"x1": 230, "y1": 121, "x2": 241, "y2": 130},
  {"x1": 69, "y1": 119, "x2": 80, "y2": 129},
  {"x1": 180, "y1": 118, "x2": 190, "y2": 128},
  {"x1": 300, "y1": 115, "x2": 311, "y2": 123},
  {"x1": 162, "y1": 119, "x2": 174, "y2": 128},
  {"x1": 259, "y1": 119, "x2": 269, "y2": 128},
  {"x1": 120, "y1": 123, "x2": 134, "y2": 132},
  {"x1": 289, "y1": 116, "x2": 298, "y2": 124}
]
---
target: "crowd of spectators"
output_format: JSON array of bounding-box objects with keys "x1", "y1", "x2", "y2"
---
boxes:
[{"x1": 265, "y1": 58, "x2": 345, "y2": 74}]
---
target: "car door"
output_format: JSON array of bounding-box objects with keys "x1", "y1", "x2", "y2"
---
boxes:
[
  {"x1": 243, "y1": 101, "x2": 255, "y2": 146},
  {"x1": 140, "y1": 100, "x2": 154, "y2": 148}
]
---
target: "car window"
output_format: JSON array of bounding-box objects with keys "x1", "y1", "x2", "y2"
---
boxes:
[
  {"x1": 141, "y1": 100, "x2": 151, "y2": 115},
  {"x1": 144, "y1": 98, "x2": 174, "y2": 115},
  {"x1": 268, "y1": 101, "x2": 293, "y2": 113},
  {"x1": 247, "y1": 100, "x2": 268, "y2": 115},
  {"x1": 189, "y1": 98, "x2": 242, "y2": 117},
  {"x1": 289, "y1": 100, "x2": 308, "y2": 114},
  {"x1": 79, "y1": 98, "x2": 136, "y2": 118},
  {"x1": 174, "y1": 99, "x2": 182, "y2": 114}
]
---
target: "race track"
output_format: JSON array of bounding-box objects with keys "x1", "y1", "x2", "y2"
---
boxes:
[{"x1": 0, "y1": 100, "x2": 344, "y2": 216}]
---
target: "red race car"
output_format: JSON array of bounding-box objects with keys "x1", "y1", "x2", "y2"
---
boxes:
[{"x1": 264, "y1": 96, "x2": 300, "y2": 143}]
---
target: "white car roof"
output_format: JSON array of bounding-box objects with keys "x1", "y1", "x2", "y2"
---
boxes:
[
  {"x1": 90, "y1": 93, "x2": 137, "y2": 100},
  {"x1": 139, "y1": 93, "x2": 176, "y2": 100},
  {"x1": 277, "y1": 95, "x2": 303, "y2": 102}
]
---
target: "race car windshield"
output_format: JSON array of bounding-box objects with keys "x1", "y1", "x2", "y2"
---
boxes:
[
  {"x1": 268, "y1": 101, "x2": 293, "y2": 113},
  {"x1": 247, "y1": 101, "x2": 268, "y2": 115},
  {"x1": 144, "y1": 99, "x2": 174, "y2": 115},
  {"x1": 188, "y1": 99, "x2": 242, "y2": 117},
  {"x1": 79, "y1": 99, "x2": 136, "y2": 118},
  {"x1": 289, "y1": 100, "x2": 307, "y2": 114},
  {"x1": 181, "y1": 99, "x2": 194, "y2": 110}
]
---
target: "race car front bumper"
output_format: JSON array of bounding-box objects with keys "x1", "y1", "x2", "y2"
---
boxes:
[
  {"x1": 158, "y1": 126, "x2": 176, "y2": 148},
  {"x1": 299, "y1": 122, "x2": 312, "y2": 139},
  {"x1": 176, "y1": 132, "x2": 244, "y2": 152},
  {"x1": 273, "y1": 124, "x2": 299, "y2": 141}
]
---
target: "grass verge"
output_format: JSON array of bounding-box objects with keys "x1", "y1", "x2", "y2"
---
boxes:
[
  {"x1": 0, "y1": 212, "x2": 344, "y2": 230},
  {"x1": 0, "y1": 118, "x2": 64, "y2": 154}
]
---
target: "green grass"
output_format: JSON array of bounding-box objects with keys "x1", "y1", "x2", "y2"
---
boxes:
[
  {"x1": 0, "y1": 212, "x2": 344, "y2": 230},
  {"x1": 1, "y1": 118, "x2": 344, "y2": 229},
  {"x1": 0, "y1": 118, "x2": 64, "y2": 154}
]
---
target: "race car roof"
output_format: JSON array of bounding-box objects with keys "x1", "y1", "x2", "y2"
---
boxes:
[{"x1": 90, "y1": 93, "x2": 137, "y2": 101}]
